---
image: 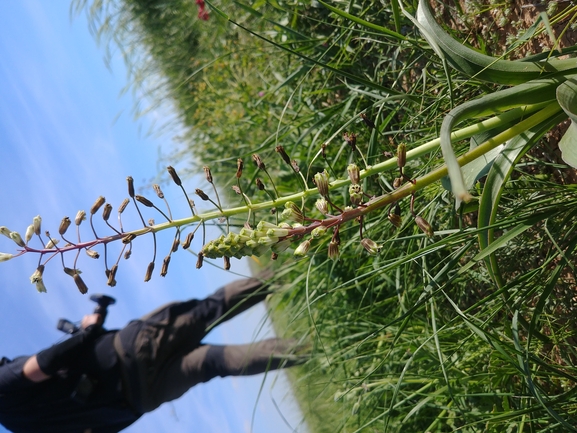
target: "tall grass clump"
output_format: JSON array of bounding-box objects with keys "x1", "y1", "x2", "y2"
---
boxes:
[{"x1": 30, "y1": 0, "x2": 577, "y2": 431}]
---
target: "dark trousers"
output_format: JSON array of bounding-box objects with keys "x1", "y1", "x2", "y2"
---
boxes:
[{"x1": 114, "y1": 277, "x2": 303, "y2": 413}]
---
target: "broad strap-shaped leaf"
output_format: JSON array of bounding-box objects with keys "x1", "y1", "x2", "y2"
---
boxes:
[
  {"x1": 557, "y1": 75, "x2": 577, "y2": 167},
  {"x1": 416, "y1": 0, "x2": 577, "y2": 85}
]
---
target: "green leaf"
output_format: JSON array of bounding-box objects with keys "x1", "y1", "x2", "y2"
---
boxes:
[{"x1": 556, "y1": 75, "x2": 577, "y2": 167}]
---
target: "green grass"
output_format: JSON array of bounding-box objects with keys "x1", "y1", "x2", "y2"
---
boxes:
[{"x1": 72, "y1": 0, "x2": 577, "y2": 431}]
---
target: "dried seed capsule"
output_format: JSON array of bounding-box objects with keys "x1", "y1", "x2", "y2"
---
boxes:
[
  {"x1": 171, "y1": 238, "x2": 180, "y2": 253},
  {"x1": 388, "y1": 213, "x2": 403, "y2": 228},
  {"x1": 153, "y1": 184, "x2": 164, "y2": 199},
  {"x1": 161, "y1": 255, "x2": 171, "y2": 277},
  {"x1": 397, "y1": 143, "x2": 407, "y2": 169},
  {"x1": 343, "y1": 132, "x2": 357, "y2": 151},
  {"x1": 360, "y1": 238, "x2": 380, "y2": 255},
  {"x1": 127, "y1": 176, "x2": 135, "y2": 198},
  {"x1": 75, "y1": 210, "x2": 86, "y2": 226},
  {"x1": 196, "y1": 251, "x2": 204, "y2": 269},
  {"x1": 73, "y1": 273, "x2": 89, "y2": 294},
  {"x1": 275, "y1": 146, "x2": 291, "y2": 165},
  {"x1": 328, "y1": 241, "x2": 339, "y2": 260},
  {"x1": 223, "y1": 256, "x2": 230, "y2": 271},
  {"x1": 256, "y1": 178, "x2": 265, "y2": 191},
  {"x1": 252, "y1": 154, "x2": 266, "y2": 170},
  {"x1": 314, "y1": 170, "x2": 330, "y2": 198},
  {"x1": 203, "y1": 166, "x2": 213, "y2": 184},
  {"x1": 124, "y1": 250, "x2": 132, "y2": 260},
  {"x1": 63, "y1": 267, "x2": 77, "y2": 277},
  {"x1": 360, "y1": 113, "x2": 375, "y2": 129},
  {"x1": 195, "y1": 189, "x2": 209, "y2": 201},
  {"x1": 144, "y1": 262, "x2": 155, "y2": 282},
  {"x1": 33, "y1": 215, "x2": 42, "y2": 235},
  {"x1": 393, "y1": 177, "x2": 403, "y2": 189},
  {"x1": 232, "y1": 185, "x2": 241, "y2": 195},
  {"x1": 85, "y1": 249, "x2": 100, "y2": 259},
  {"x1": 291, "y1": 160, "x2": 300, "y2": 173},
  {"x1": 122, "y1": 233, "x2": 136, "y2": 244},
  {"x1": 347, "y1": 164, "x2": 360, "y2": 185},
  {"x1": 102, "y1": 204, "x2": 112, "y2": 221},
  {"x1": 90, "y1": 196, "x2": 106, "y2": 215},
  {"x1": 236, "y1": 159, "x2": 244, "y2": 178},
  {"x1": 118, "y1": 199, "x2": 130, "y2": 214},
  {"x1": 135, "y1": 195, "x2": 154, "y2": 208},
  {"x1": 167, "y1": 166, "x2": 182, "y2": 186},
  {"x1": 58, "y1": 217, "x2": 71, "y2": 236},
  {"x1": 271, "y1": 252, "x2": 278, "y2": 260},
  {"x1": 107, "y1": 264, "x2": 118, "y2": 287},
  {"x1": 182, "y1": 232, "x2": 194, "y2": 250},
  {"x1": 415, "y1": 216, "x2": 434, "y2": 237},
  {"x1": 148, "y1": 219, "x2": 155, "y2": 226}
]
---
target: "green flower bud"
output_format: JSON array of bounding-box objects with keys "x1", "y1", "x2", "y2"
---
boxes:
[
  {"x1": 282, "y1": 202, "x2": 304, "y2": 223},
  {"x1": 314, "y1": 170, "x2": 330, "y2": 198},
  {"x1": 397, "y1": 143, "x2": 406, "y2": 168},
  {"x1": 349, "y1": 184, "x2": 363, "y2": 206},
  {"x1": 294, "y1": 239, "x2": 311, "y2": 257},
  {"x1": 388, "y1": 213, "x2": 402, "y2": 228},
  {"x1": 347, "y1": 164, "x2": 360, "y2": 185},
  {"x1": 311, "y1": 226, "x2": 327, "y2": 239}
]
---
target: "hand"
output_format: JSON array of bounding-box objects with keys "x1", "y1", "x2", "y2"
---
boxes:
[{"x1": 81, "y1": 313, "x2": 103, "y2": 330}]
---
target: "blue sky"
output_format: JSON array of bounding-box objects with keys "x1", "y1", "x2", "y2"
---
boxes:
[{"x1": 0, "y1": 1, "x2": 306, "y2": 432}]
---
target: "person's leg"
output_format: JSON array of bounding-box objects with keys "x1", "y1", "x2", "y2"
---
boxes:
[{"x1": 146, "y1": 338, "x2": 307, "y2": 410}]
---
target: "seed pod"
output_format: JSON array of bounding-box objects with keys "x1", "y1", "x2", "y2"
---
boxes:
[
  {"x1": 73, "y1": 273, "x2": 89, "y2": 294},
  {"x1": 195, "y1": 189, "x2": 209, "y2": 201},
  {"x1": 252, "y1": 154, "x2": 266, "y2": 170},
  {"x1": 153, "y1": 184, "x2": 164, "y2": 199},
  {"x1": 291, "y1": 160, "x2": 300, "y2": 173},
  {"x1": 415, "y1": 216, "x2": 434, "y2": 237},
  {"x1": 58, "y1": 217, "x2": 71, "y2": 236},
  {"x1": 135, "y1": 195, "x2": 154, "y2": 208},
  {"x1": 24, "y1": 224, "x2": 34, "y2": 244},
  {"x1": 144, "y1": 261, "x2": 155, "y2": 282},
  {"x1": 63, "y1": 267, "x2": 76, "y2": 276},
  {"x1": 232, "y1": 185, "x2": 241, "y2": 195},
  {"x1": 124, "y1": 250, "x2": 132, "y2": 260},
  {"x1": 256, "y1": 178, "x2": 265, "y2": 191},
  {"x1": 393, "y1": 177, "x2": 403, "y2": 189},
  {"x1": 347, "y1": 164, "x2": 361, "y2": 185},
  {"x1": 343, "y1": 132, "x2": 357, "y2": 151},
  {"x1": 203, "y1": 166, "x2": 213, "y2": 184},
  {"x1": 90, "y1": 196, "x2": 106, "y2": 215},
  {"x1": 85, "y1": 249, "x2": 100, "y2": 259},
  {"x1": 223, "y1": 256, "x2": 231, "y2": 271},
  {"x1": 360, "y1": 113, "x2": 375, "y2": 129},
  {"x1": 33, "y1": 215, "x2": 42, "y2": 235},
  {"x1": 148, "y1": 219, "x2": 155, "y2": 226},
  {"x1": 182, "y1": 232, "x2": 194, "y2": 249},
  {"x1": 75, "y1": 211, "x2": 86, "y2": 226},
  {"x1": 102, "y1": 204, "x2": 112, "y2": 221},
  {"x1": 167, "y1": 166, "x2": 182, "y2": 186},
  {"x1": 294, "y1": 239, "x2": 311, "y2": 257},
  {"x1": 122, "y1": 233, "x2": 136, "y2": 244},
  {"x1": 127, "y1": 176, "x2": 135, "y2": 198},
  {"x1": 107, "y1": 264, "x2": 118, "y2": 287},
  {"x1": 171, "y1": 238, "x2": 179, "y2": 253},
  {"x1": 314, "y1": 170, "x2": 330, "y2": 198},
  {"x1": 275, "y1": 146, "x2": 291, "y2": 165},
  {"x1": 118, "y1": 199, "x2": 130, "y2": 214},
  {"x1": 360, "y1": 238, "x2": 380, "y2": 255},
  {"x1": 397, "y1": 143, "x2": 407, "y2": 169},
  {"x1": 236, "y1": 158, "x2": 244, "y2": 178},
  {"x1": 196, "y1": 251, "x2": 204, "y2": 269},
  {"x1": 160, "y1": 255, "x2": 171, "y2": 277}
]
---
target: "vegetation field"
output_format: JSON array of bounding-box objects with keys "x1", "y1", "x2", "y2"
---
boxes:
[{"x1": 74, "y1": 0, "x2": 577, "y2": 431}]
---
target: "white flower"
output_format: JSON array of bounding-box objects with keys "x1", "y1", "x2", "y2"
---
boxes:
[
  {"x1": 0, "y1": 253, "x2": 13, "y2": 262},
  {"x1": 24, "y1": 224, "x2": 34, "y2": 244},
  {"x1": 9, "y1": 232, "x2": 25, "y2": 247}
]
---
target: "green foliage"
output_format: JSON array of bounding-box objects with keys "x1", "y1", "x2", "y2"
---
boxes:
[{"x1": 71, "y1": 0, "x2": 577, "y2": 431}]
